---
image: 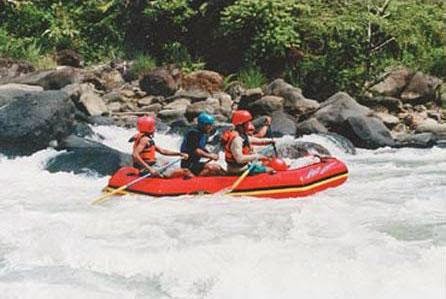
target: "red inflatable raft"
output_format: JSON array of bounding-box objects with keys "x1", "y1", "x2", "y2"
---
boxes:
[{"x1": 106, "y1": 157, "x2": 348, "y2": 199}]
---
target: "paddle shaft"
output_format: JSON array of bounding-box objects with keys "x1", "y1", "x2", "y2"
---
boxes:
[
  {"x1": 91, "y1": 158, "x2": 181, "y2": 205},
  {"x1": 267, "y1": 126, "x2": 278, "y2": 157}
]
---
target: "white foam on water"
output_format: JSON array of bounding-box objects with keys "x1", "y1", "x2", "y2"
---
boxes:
[{"x1": 0, "y1": 129, "x2": 444, "y2": 298}]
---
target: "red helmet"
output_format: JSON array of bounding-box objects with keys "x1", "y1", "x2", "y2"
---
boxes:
[
  {"x1": 137, "y1": 116, "x2": 155, "y2": 133},
  {"x1": 265, "y1": 158, "x2": 288, "y2": 171},
  {"x1": 232, "y1": 110, "x2": 252, "y2": 126}
]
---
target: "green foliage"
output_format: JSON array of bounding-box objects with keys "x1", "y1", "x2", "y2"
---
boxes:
[
  {"x1": 0, "y1": 0, "x2": 126, "y2": 63},
  {"x1": 221, "y1": 0, "x2": 302, "y2": 65},
  {"x1": 428, "y1": 48, "x2": 446, "y2": 78},
  {"x1": 129, "y1": 54, "x2": 157, "y2": 79},
  {"x1": 143, "y1": 0, "x2": 197, "y2": 28},
  {"x1": 237, "y1": 66, "x2": 267, "y2": 89},
  {"x1": 34, "y1": 54, "x2": 58, "y2": 71},
  {"x1": 0, "y1": 0, "x2": 444, "y2": 99},
  {"x1": 162, "y1": 42, "x2": 206, "y2": 73}
]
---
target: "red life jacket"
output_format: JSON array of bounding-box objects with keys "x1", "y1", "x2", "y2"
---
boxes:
[
  {"x1": 132, "y1": 133, "x2": 156, "y2": 164},
  {"x1": 221, "y1": 130, "x2": 251, "y2": 165}
]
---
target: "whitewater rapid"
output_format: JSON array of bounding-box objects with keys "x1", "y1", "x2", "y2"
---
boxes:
[{"x1": 0, "y1": 125, "x2": 444, "y2": 299}]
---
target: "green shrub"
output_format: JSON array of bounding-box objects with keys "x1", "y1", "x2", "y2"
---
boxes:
[
  {"x1": 237, "y1": 66, "x2": 267, "y2": 89},
  {"x1": 162, "y1": 42, "x2": 205, "y2": 73},
  {"x1": 221, "y1": 0, "x2": 302, "y2": 66},
  {"x1": 129, "y1": 54, "x2": 157, "y2": 78},
  {"x1": 1, "y1": 0, "x2": 445, "y2": 98}
]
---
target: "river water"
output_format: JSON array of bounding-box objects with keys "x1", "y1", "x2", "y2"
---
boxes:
[{"x1": 0, "y1": 126, "x2": 444, "y2": 298}]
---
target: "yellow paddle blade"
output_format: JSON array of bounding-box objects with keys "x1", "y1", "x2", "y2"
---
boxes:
[{"x1": 91, "y1": 184, "x2": 129, "y2": 205}]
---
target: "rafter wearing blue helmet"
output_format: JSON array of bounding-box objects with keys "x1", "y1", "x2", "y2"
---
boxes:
[{"x1": 180, "y1": 112, "x2": 225, "y2": 176}]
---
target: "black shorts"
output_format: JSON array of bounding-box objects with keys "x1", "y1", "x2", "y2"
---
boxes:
[{"x1": 181, "y1": 160, "x2": 205, "y2": 176}]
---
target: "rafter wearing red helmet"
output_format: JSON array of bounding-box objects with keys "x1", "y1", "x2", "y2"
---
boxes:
[
  {"x1": 222, "y1": 110, "x2": 276, "y2": 175},
  {"x1": 132, "y1": 116, "x2": 193, "y2": 178}
]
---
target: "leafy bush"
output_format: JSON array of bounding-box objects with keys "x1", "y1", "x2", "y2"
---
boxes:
[
  {"x1": 237, "y1": 66, "x2": 267, "y2": 89},
  {"x1": 220, "y1": 0, "x2": 302, "y2": 66},
  {"x1": 129, "y1": 54, "x2": 157, "y2": 79},
  {"x1": 0, "y1": 0, "x2": 444, "y2": 99},
  {"x1": 162, "y1": 42, "x2": 206, "y2": 73}
]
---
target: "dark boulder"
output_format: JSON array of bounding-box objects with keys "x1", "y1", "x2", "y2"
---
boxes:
[
  {"x1": 314, "y1": 92, "x2": 395, "y2": 149},
  {"x1": 0, "y1": 90, "x2": 76, "y2": 156},
  {"x1": 55, "y1": 49, "x2": 84, "y2": 68},
  {"x1": 0, "y1": 84, "x2": 43, "y2": 106},
  {"x1": 166, "y1": 118, "x2": 191, "y2": 135},
  {"x1": 359, "y1": 96, "x2": 403, "y2": 113},
  {"x1": 270, "y1": 111, "x2": 297, "y2": 136},
  {"x1": 251, "y1": 111, "x2": 297, "y2": 137},
  {"x1": 237, "y1": 88, "x2": 263, "y2": 108},
  {"x1": 139, "y1": 66, "x2": 181, "y2": 97},
  {"x1": 46, "y1": 135, "x2": 131, "y2": 176},
  {"x1": 246, "y1": 96, "x2": 284, "y2": 116},
  {"x1": 87, "y1": 115, "x2": 115, "y2": 126},
  {"x1": 296, "y1": 118, "x2": 328, "y2": 136},
  {"x1": 71, "y1": 122, "x2": 94, "y2": 138},
  {"x1": 265, "y1": 79, "x2": 319, "y2": 117},
  {"x1": 0, "y1": 67, "x2": 82, "y2": 90},
  {"x1": 315, "y1": 92, "x2": 370, "y2": 124},
  {"x1": 394, "y1": 133, "x2": 437, "y2": 148},
  {"x1": 343, "y1": 116, "x2": 395, "y2": 149}
]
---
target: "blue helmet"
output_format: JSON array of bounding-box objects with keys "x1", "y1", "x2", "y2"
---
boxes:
[{"x1": 197, "y1": 112, "x2": 215, "y2": 128}]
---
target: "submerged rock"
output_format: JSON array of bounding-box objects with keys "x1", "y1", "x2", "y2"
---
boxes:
[
  {"x1": 46, "y1": 135, "x2": 131, "y2": 176},
  {"x1": 277, "y1": 141, "x2": 331, "y2": 158}
]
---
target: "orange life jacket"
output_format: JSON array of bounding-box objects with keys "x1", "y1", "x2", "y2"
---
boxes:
[
  {"x1": 221, "y1": 129, "x2": 251, "y2": 165},
  {"x1": 132, "y1": 133, "x2": 156, "y2": 164}
]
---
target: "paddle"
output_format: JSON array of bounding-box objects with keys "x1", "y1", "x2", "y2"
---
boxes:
[
  {"x1": 91, "y1": 158, "x2": 181, "y2": 205},
  {"x1": 223, "y1": 144, "x2": 273, "y2": 194},
  {"x1": 266, "y1": 125, "x2": 278, "y2": 157}
]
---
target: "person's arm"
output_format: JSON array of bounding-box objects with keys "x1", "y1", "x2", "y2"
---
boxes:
[
  {"x1": 249, "y1": 135, "x2": 274, "y2": 146},
  {"x1": 191, "y1": 131, "x2": 218, "y2": 160},
  {"x1": 195, "y1": 148, "x2": 218, "y2": 160},
  {"x1": 155, "y1": 146, "x2": 188, "y2": 160},
  {"x1": 230, "y1": 137, "x2": 263, "y2": 164},
  {"x1": 132, "y1": 137, "x2": 159, "y2": 175}
]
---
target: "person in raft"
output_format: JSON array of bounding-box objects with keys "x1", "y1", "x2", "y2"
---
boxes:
[
  {"x1": 180, "y1": 112, "x2": 226, "y2": 176},
  {"x1": 132, "y1": 116, "x2": 193, "y2": 178},
  {"x1": 222, "y1": 110, "x2": 277, "y2": 175}
]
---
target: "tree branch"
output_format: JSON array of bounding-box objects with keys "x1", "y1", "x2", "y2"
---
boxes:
[{"x1": 371, "y1": 37, "x2": 396, "y2": 53}]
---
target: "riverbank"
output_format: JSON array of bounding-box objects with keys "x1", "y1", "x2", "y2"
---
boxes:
[{"x1": 1, "y1": 59, "x2": 445, "y2": 170}]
